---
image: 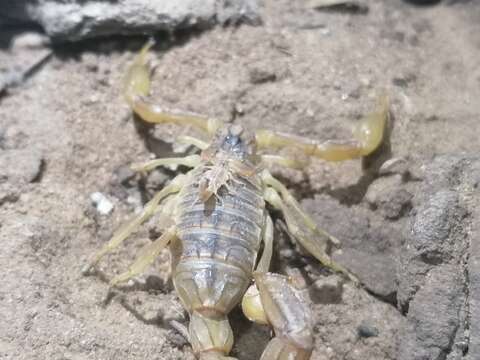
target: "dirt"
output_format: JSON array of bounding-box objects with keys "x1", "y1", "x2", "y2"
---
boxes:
[{"x1": 1, "y1": 1, "x2": 479, "y2": 359}]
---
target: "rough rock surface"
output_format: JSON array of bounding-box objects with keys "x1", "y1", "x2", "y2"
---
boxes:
[
  {"x1": 397, "y1": 155, "x2": 480, "y2": 360},
  {"x1": 2, "y1": 0, "x2": 261, "y2": 42},
  {"x1": 468, "y1": 159, "x2": 480, "y2": 360}
]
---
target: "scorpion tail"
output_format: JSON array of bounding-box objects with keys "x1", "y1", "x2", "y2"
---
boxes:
[{"x1": 189, "y1": 311, "x2": 236, "y2": 360}]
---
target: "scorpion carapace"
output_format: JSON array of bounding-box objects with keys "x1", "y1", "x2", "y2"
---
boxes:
[
  {"x1": 83, "y1": 41, "x2": 389, "y2": 360},
  {"x1": 197, "y1": 124, "x2": 259, "y2": 203}
]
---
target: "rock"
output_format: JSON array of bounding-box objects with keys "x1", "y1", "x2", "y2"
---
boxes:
[
  {"x1": 307, "y1": 0, "x2": 369, "y2": 14},
  {"x1": 11, "y1": 32, "x2": 50, "y2": 50},
  {"x1": 464, "y1": 158, "x2": 480, "y2": 360},
  {"x1": 397, "y1": 189, "x2": 463, "y2": 309},
  {"x1": 248, "y1": 64, "x2": 277, "y2": 84},
  {"x1": 309, "y1": 275, "x2": 343, "y2": 304},
  {"x1": 397, "y1": 155, "x2": 479, "y2": 360},
  {"x1": 397, "y1": 265, "x2": 465, "y2": 360},
  {"x1": 1, "y1": 0, "x2": 261, "y2": 42},
  {"x1": 0, "y1": 148, "x2": 44, "y2": 184},
  {"x1": 365, "y1": 174, "x2": 413, "y2": 220},
  {"x1": 378, "y1": 157, "x2": 409, "y2": 176},
  {"x1": 397, "y1": 158, "x2": 469, "y2": 309},
  {"x1": 357, "y1": 321, "x2": 379, "y2": 338},
  {"x1": 90, "y1": 192, "x2": 114, "y2": 215}
]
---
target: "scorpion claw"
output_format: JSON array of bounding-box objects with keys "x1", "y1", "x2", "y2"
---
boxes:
[{"x1": 255, "y1": 94, "x2": 388, "y2": 162}]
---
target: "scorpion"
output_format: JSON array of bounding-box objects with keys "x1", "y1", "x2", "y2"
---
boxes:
[{"x1": 82, "y1": 41, "x2": 388, "y2": 360}]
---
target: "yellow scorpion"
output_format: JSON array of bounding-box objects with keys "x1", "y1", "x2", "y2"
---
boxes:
[{"x1": 83, "y1": 41, "x2": 388, "y2": 360}]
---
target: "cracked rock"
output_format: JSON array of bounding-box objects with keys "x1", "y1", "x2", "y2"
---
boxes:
[
  {"x1": 2, "y1": 0, "x2": 261, "y2": 42},
  {"x1": 398, "y1": 264, "x2": 465, "y2": 360},
  {"x1": 397, "y1": 155, "x2": 479, "y2": 360}
]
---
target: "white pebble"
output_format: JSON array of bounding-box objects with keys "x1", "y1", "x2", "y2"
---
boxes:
[{"x1": 90, "y1": 192, "x2": 114, "y2": 215}]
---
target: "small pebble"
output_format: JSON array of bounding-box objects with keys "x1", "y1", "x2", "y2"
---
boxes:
[
  {"x1": 248, "y1": 65, "x2": 277, "y2": 84},
  {"x1": 357, "y1": 321, "x2": 379, "y2": 338},
  {"x1": 309, "y1": 275, "x2": 343, "y2": 304},
  {"x1": 90, "y1": 192, "x2": 114, "y2": 215},
  {"x1": 12, "y1": 32, "x2": 49, "y2": 50},
  {"x1": 0, "y1": 148, "x2": 43, "y2": 183},
  {"x1": 379, "y1": 157, "x2": 409, "y2": 176}
]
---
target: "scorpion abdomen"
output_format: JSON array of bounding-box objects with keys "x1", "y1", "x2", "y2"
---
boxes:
[{"x1": 172, "y1": 165, "x2": 266, "y2": 316}]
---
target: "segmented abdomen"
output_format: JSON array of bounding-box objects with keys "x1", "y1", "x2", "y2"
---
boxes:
[{"x1": 172, "y1": 165, "x2": 265, "y2": 315}]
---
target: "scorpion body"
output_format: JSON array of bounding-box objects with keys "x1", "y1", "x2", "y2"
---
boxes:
[
  {"x1": 173, "y1": 133, "x2": 266, "y2": 357},
  {"x1": 174, "y1": 165, "x2": 265, "y2": 315},
  {"x1": 83, "y1": 41, "x2": 388, "y2": 360}
]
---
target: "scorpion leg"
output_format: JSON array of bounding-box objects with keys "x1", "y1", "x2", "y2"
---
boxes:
[
  {"x1": 109, "y1": 226, "x2": 177, "y2": 286},
  {"x1": 241, "y1": 215, "x2": 274, "y2": 326},
  {"x1": 256, "y1": 215, "x2": 274, "y2": 274},
  {"x1": 124, "y1": 41, "x2": 222, "y2": 136},
  {"x1": 256, "y1": 95, "x2": 388, "y2": 161},
  {"x1": 262, "y1": 171, "x2": 357, "y2": 281},
  {"x1": 82, "y1": 174, "x2": 186, "y2": 274},
  {"x1": 176, "y1": 135, "x2": 209, "y2": 150},
  {"x1": 131, "y1": 154, "x2": 200, "y2": 173},
  {"x1": 242, "y1": 272, "x2": 314, "y2": 360}
]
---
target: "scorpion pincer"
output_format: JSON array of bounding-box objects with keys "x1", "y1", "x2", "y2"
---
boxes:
[{"x1": 82, "y1": 40, "x2": 388, "y2": 360}]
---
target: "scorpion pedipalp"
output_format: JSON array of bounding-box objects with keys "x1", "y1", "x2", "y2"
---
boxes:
[
  {"x1": 255, "y1": 95, "x2": 388, "y2": 162},
  {"x1": 123, "y1": 40, "x2": 222, "y2": 135}
]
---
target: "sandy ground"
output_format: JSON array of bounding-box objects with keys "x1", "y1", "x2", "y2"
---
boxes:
[{"x1": 1, "y1": 1, "x2": 480, "y2": 359}]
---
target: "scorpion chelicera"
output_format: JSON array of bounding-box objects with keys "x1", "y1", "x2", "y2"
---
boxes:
[{"x1": 82, "y1": 41, "x2": 388, "y2": 360}]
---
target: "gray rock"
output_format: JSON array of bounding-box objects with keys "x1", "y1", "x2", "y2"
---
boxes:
[
  {"x1": 397, "y1": 155, "x2": 480, "y2": 360},
  {"x1": 397, "y1": 189, "x2": 464, "y2": 308},
  {"x1": 365, "y1": 174, "x2": 413, "y2": 220},
  {"x1": 11, "y1": 32, "x2": 50, "y2": 50},
  {"x1": 357, "y1": 320, "x2": 379, "y2": 338},
  {"x1": 378, "y1": 157, "x2": 409, "y2": 176},
  {"x1": 248, "y1": 64, "x2": 277, "y2": 84},
  {"x1": 464, "y1": 158, "x2": 480, "y2": 360},
  {"x1": 398, "y1": 265, "x2": 465, "y2": 360},
  {"x1": 1, "y1": 0, "x2": 261, "y2": 42},
  {"x1": 0, "y1": 148, "x2": 44, "y2": 184}
]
